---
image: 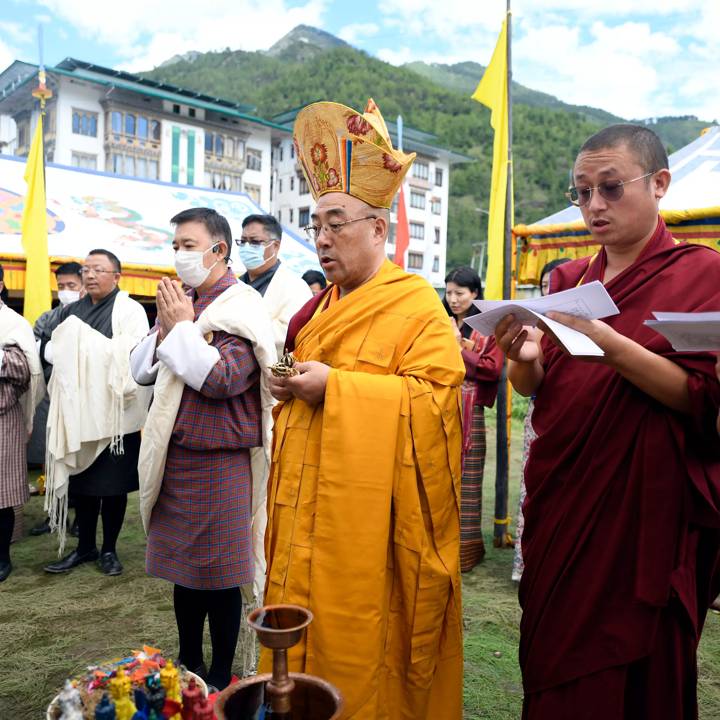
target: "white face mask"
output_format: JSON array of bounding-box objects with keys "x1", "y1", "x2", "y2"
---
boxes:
[
  {"x1": 174, "y1": 243, "x2": 221, "y2": 288},
  {"x1": 58, "y1": 290, "x2": 81, "y2": 306}
]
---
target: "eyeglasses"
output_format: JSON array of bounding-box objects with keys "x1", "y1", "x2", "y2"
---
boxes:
[
  {"x1": 303, "y1": 215, "x2": 377, "y2": 242},
  {"x1": 234, "y1": 237, "x2": 276, "y2": 248},
  {"x1": 80, "y1": 267, "x2": 117, "y2": 276},
  {"x1": 565, "y1": 171, "x2": 655, "y2": 207}
]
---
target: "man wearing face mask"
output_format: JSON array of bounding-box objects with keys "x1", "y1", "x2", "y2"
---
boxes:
[
  {"x1": 237, "y1": 214, "x2": 312, "y2": 356},
  {"x1": 40, "y1": 250, "x2": 151, "y2": 575},
  {"x1": 130, "y1": 207, "x2": 276, "y2": 690},
  {"x1": 28, "y1": 261, "x2": 85, "y2": 536}
]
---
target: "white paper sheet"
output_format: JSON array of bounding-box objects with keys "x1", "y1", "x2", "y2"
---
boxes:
[
  {"x1": 644, "y1": 311, "x2": 720, "y2": 351},
  {"x1": 464, "y1": 281, "x2": 620, "y2": 357}
]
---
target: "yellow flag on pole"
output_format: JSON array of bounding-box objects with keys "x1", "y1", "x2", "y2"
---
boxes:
[
  {"x1": 21, "y1": 115, "x2": 52, "y2": 324},
  {"x1": 472, "y1": 19, "x2": 512, "y2": 300}
]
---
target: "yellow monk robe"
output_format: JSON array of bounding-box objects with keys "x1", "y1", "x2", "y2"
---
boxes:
[{"x1": 262, "y1": 259, "x2": 465, "y2": 720}]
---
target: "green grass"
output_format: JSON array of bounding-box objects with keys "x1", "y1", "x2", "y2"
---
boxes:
[{"x1": 0, "y1": 424, "x2": 718, "y2": 719}]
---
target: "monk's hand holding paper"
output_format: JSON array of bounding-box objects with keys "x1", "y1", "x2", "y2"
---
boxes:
[
  {"x1": 495, "y1": 314, "x2": 540, "y2": 363},
  {"x1": 157, "y1": 277, "x2": 194, "y2": 338},
  {"x1": 285, "y1": 360, "x2": 331, "y2": 406},
  {"x1": 543, "y1": 311, "x2": 621, "y2": 362}
]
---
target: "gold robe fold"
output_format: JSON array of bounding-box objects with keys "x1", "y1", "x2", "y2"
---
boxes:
[{"x1": 262, "y1": 260, "x2": 465, "y2": 720}]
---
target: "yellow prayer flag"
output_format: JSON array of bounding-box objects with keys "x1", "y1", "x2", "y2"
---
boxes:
[
  {"x1": 21, "y1": 115, "x2": 52, "y2": 324},
  {"x1": 472, "y1": 19, "x2": 513, "y2": 300}
]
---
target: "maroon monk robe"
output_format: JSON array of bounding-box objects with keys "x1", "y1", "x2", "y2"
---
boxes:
[{"x1": 520, "y1": 217, "x2": 720, "y2": 717}]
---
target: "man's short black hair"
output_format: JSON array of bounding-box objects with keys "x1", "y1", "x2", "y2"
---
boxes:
[
  {"x1": 302, "y1": 269, "x2": 326, "y2": 289},
  {"x1": 577, "y1": 124, "x2": 669, "y2": 175},
  {"x1": 170, "y1": 207, "x2": 232, "y2": 262},
  {"x1": 88, "y1": 249, "x2": 121, "y2": 273},
  {"x1": 241, "y1": 214, "x2": 282, "y2": 242},
  {"x1": 55, "y1": 261, "x2": 83, "y2": 278}
]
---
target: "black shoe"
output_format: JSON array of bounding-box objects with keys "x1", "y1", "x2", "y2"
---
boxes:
[
  {"x1": 98, "y1": 551, "x2": 123, "y2": 576},
  {"x1": 0, "y1": 561, "x2": 11, "y2": 582},
  {"x1": 44, "y1": 548, "x2": 99, "y2": 573},
  {"x1": 30, "y1": 518, "x2": 51, "y2": 536},
  {"x1": 69, "y1": 516, "x2": 80, "y2": 538}
]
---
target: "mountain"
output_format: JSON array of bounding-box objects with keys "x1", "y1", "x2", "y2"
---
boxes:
[
  {"x1": 403, "y1": 61, "x2": 622, "y2": 126},
  {"x1": 141, "y1": 26, "x2": 716, "y2": 269},
  {"x1": 266, "y1": 24, "x2": 351, "y2": 61}
]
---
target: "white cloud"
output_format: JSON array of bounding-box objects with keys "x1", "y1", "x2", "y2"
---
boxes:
[
  {"x1": 0, "y1": 21, "x2": 34, "y2": 45},
  {"x1": 36, "y1": 0, "x2": 328, "y2": 70},
  {"x1": 0, "y1": 38, "x2": 14, "y2": 70},
  {"x1": 338, "y1": 22, "x2": 378, "y2": 46},
  {"x1": 512, "y1": 19, "x2": 713, "y2": 119}
]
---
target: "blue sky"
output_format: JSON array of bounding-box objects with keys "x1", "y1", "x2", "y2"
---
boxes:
[{"x1": 1, "y1": 0, "x2": 717, "y2": 121}]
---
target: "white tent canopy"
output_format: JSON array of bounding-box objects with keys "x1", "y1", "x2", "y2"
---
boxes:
[{"x1": 0, "y1": 154, "x2": 320, "y2": 292}]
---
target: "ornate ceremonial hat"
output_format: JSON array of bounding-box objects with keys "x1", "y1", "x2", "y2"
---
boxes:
[{"x1": 293, "y1": 99, "x2": 416, "y2": 209}]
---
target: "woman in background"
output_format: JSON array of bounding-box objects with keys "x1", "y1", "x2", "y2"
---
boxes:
[{"x1": 444, "y1": 266, "x2": 503, "y2": 572}]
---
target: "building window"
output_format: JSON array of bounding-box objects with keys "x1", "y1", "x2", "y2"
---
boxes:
[
  {"x1": 279, "y1": 146, "x2": 284, "y2": 162},
  {"x1": 412, "y1": 161, "x2": 429, "y2": 180},
  {"x1": 110, "y1": 152, "x2": 158, "y2": 180},
  {"x1": 205, "y1": 132, "x2": 213, "y2": 153},
  {"x1": 125, "y1": 113, "x2": 136, "y2": 137},
  {"x1": 409, "y1": 222, "x2": 425, "y2": 240},
  {"x1": 289, "y1": 209, "x2": 294, "y2": 223},
  {"x1": 299, "y1": 176, "x2": 309, "y2": 195},
  {"x1": 408, "y1": 252, "x2": 424, "y2": 269},
  {"x1": 435, "y1": 168, "x2": 443, "y2": 187},
  {"x1": 226, "y1": 137, "x2": 234, "y2": 159},
  {"x1": 205, "y1": 170, "x2": 242, "y2": 192},
  {"x1": 72, "y1": 109, "x2": 98, "y2": 137},
  {"x1": 16, "y1": 119, "x2": 29, "y2": 148},
  {"x1": 431, "y1": 198, "x2": 441, "y2": 215},
  {"x1": 173, "y1": 104, "x2": 181, "y2": 114},
  {"x1": 299, "y1": 207, "x2": 310, "y2": 227},
  {"x1": 410, "y1": 191, "x2": 425, "y2": 209},
  {"x1": 278, "y1": 178, "x2": 283, "y2": 193},
  {"x1": 434, "y1": 227, "x2": 441, "y2": 244},
  {"x1": 215, "y1": 134, "x2": 224, "y2": 156},
  {"x1": 71, "y1": 152, "x2": 97, "y2": 170},
  {"x1": 290, "y1": 143, "x2": 295, "y2": 159},
  {"x1": 137, "y1": 115, "x2": 148, "y2": 141},
  {"x1": 189, "y1": 107, "x2": 196, "y2": 118},
  {"x1": 391, "y1": 195, "x2": 399, "y2": 213},
  {"x1": 432, "y1": 256, "x2": 440, "y2": 272},
  {"x1": 111, "y1": 111, "x2": 122, "y2": 137},
  {"x1": 290, "y1": 176, "x2": 294, "y2": 192},
  {"x1": 246, "y1": 148, "x2": 262, "y2": 171},
  {"x1": 277, "y1": 209, "x2": 282, "y2": 222},
  {"x1": 151, "y1": 120, "x2": 161, "y2": 141},
  {"x1": 245, "y1": 183, "x2": 261, "y2": 203}
]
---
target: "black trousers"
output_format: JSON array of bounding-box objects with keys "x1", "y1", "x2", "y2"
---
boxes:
[
  {"x1": 0, "y1": 506, "x2": 14, "y2": 563},
  {"x1": 173, "y1": 584, "x2": 242, "y2": 690},
  {"x1": 75, "y1": 494, "x2": 127, "y2": 555}
]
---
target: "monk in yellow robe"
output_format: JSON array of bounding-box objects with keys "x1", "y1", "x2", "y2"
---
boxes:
[{"x1": 263, "y1": 99, "x2": 465, "y2": 720}]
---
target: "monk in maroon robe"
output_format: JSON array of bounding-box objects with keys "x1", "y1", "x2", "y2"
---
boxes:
[{"x1": 495, "y1": 124, "x2": 720, "y2": 719}]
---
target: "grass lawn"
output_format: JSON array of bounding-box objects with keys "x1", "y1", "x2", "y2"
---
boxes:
[{"x1": 0, "y1": 416, "x2": 718, "y2": 718}]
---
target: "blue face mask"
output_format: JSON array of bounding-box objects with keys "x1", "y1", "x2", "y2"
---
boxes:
[{"x1": 239, "y1": 243, "x2": 272, "y2": 270}]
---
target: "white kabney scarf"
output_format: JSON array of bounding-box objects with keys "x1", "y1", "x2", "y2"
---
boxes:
[
  {"x1": 45, "y1": 291, "x2": 151, "y2": 552},
  {"x1": 138, "y1": 281, "x2": 277, "y2": 601},
  {"x1": 0, "y1": 303, "x2": 45, "y2": 432}
]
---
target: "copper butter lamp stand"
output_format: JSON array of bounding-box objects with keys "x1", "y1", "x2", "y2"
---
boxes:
[{"x1": 214, "y1": 604, "x2": 344, "y2": 720}]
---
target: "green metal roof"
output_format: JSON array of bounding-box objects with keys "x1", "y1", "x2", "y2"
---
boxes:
[{"x1": 0, "y1": 58, "x2": 289, "y2": 132}]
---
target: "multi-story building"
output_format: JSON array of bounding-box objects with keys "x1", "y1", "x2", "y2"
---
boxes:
[
  {"x1": 270, "y1": 109, "x2": 469, "y2": 287},
  {"x1": 0, "y1": 58, "x2": 283, "y2": 208},
  {"x1": 0, "y1": 58, "x2": 468, "y2": 286}
]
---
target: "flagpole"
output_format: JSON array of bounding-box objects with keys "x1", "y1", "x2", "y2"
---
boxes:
[{"x1": 493, "y1": 0, "x2": 513, "y2": 548}]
